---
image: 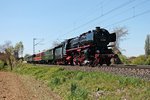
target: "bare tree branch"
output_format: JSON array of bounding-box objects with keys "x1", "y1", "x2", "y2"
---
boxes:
[{"x1": 112, "y1": 26, "x2": 128, "y2": 53}]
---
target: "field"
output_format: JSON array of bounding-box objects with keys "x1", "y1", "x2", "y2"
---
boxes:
[{"x1": 14, "y1": 64, "x2": 150, "y2": 100}]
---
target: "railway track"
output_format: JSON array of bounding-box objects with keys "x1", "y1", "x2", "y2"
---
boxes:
[{"x1": 36, "y1": 64, "x2": 150, "y2": 80}]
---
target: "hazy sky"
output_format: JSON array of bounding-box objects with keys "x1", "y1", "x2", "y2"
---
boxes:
[{"x1": 0, "y1": 0, "x2": 150, "y2": 57}]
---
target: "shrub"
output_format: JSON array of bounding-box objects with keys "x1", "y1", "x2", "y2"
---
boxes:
[
  {"x1": 15, "y1": 59, "x2": 25, "y2": 67},
  {"x1": 145, "y1": 55, "x2": 150, "y2": 65},
  {"x1": 0, "y1": 60, "x2": 5, "y2": 70},
  {"x1": 131, "y1": 55, "x2": 146, "y2": 65},
  {"x1": 118, "y1": 54, "x2": 129, "y2": 64}
]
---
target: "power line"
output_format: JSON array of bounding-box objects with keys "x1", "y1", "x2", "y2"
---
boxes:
[
  {"x1": 59, "y1": 0, "x2": 136, "y2": 38},
  {"x1": 105, "y1": 9, "x2": 150, "y2": 28},
  {"x1": 73, "y1": 0, "x2": 110, "y2": 23},
  {"x1": 95, "y1": 0, "x2": 150, "y2": 26},
  {"x1": 45, "y1": 0, "x2": 149, "y2": 47}
]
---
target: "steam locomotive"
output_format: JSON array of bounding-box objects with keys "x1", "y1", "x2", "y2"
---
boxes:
[{"x1": 26, "y1": 27, "x2": 117, "y2": 66}]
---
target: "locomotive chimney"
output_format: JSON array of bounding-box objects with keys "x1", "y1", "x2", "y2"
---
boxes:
[{"x1": 96, "y1": 27, "x2": 100, "y2": 30}]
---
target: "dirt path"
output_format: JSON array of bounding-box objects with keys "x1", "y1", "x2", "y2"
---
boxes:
[{"x1": 0, "y1": 71, "x2": 61, "y2": 100}]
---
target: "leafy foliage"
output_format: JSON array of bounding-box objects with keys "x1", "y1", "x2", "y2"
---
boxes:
[
  {"x1": 145, "y1": 55, "x2": 150, "y2": 65},
  {"x1": 24, "y1": 54, "x2": 31, "y2": 61},
  {"x1": 0, "y1": 41, "x2": 24, "y2": 70},
  {"x1": 131, "y1": 55, "x2": 146, "y2": 65},
  {"x1": 0, "y1": 60, "x2": 5, "y2": 70},
  {"x1": 15, "y1": 41, "x2": 24, "y2": 58},
  {"x1": 145, "y1": 35, "x2": 150, "y2": 56},
  {"x1": 118, "y1": 54, "x2": 129, "y2": 64}
]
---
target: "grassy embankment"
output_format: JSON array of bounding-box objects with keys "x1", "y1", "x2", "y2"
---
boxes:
[{"x1": 13, "y1": 64, "x2": 150, "y2": 100}]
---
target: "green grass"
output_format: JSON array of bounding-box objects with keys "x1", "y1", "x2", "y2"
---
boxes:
[{"x1": 14, "y1": 64, "x2": 150, "y2": 100}]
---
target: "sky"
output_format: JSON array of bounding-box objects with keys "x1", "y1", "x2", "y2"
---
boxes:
[{"x1": 0, "y1": 0, "x2": 150, "y2": 57}]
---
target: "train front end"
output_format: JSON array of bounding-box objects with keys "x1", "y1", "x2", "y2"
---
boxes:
[{"x1": 92, "y1": 27, "x2": 117, "y2": 66}]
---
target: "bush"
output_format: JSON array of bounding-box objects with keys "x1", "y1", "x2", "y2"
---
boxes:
[
  {"x1": 118, "y1": 54, "x2": 129, "y2": 64},
  {"x1": 145, "y1": 55, "x2": 150, "y2": 65},
  {"x1": 0, "y1": 60, "x2": 5, "y2": 70},
  {"x1": 131, "y1": 55, "x2": 146, "y2": 65},
  {"x1": 15, "y1": 59, "x2": 25, "y2": 67}
]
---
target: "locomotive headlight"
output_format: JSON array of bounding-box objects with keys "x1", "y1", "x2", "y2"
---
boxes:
[{"x1": 96, "y1": 50, "x2": 100, "y2": 53}]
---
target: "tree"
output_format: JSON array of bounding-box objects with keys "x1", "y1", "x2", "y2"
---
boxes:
[
  {"x1": 5, "y1": 47, "x2": 16, "y2": 70},
  {"x1": 0, "y1": 41, "x2": 15, "y2": 70},
  {"x1": 112, "y1": 26, "x2": 128, "y2": 53},
  {"x1": 24, "y1": 54, "x2": 31, "y2": 61},
  {"x1": 145, "y1": 34, "x2": 150, "y2": 56},
  {"x1": 15, "y1": 41, "x2": 24, "y2": 58},
  {"x1": 0, "y1": 41, "x2": 24, "y2": 70},
  {"x1": 0, "y1": 41, "x2": 12, "y2": 52},
  {"x1": 110, "y1": 27, "x2": 128, "y2": 64}
]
